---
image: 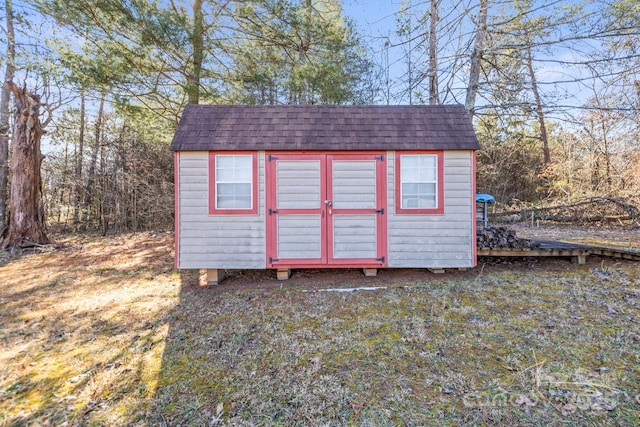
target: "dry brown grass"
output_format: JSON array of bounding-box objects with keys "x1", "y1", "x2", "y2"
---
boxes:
[
  {"x1": 0, "y1": 232, "x2": 179, "y2": 426},
  {"x1": 1, "y1": 230, "x2": 640, "y2": 426}
]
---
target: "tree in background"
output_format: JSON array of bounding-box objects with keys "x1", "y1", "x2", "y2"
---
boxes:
[
  {"x1": 1, "y1": 0, "x2": 637, "y2": 230},
  {"x1": 35, "y1": 0, "x2": 232, "y2": 119},
  {"x1": 395, "y1": 0, "x2": 640, "y2": 206},
  {"x1": 228, "y1": 0, "x2": 374, "y2": 105},
  {"x1": 1, "y1": 82, "x2": 49, "y2": 247},
  {"x1": 0, "y1": 0, "x2": 16, "y2": 233}
]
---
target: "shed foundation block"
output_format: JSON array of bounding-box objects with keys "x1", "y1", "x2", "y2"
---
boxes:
[
  {"x1": 206, "y1": 269, "x2": 226, "y2": 285},
  {"x1": 277, "y1": 269, "x2": 291, "y2": 280},
  {"x1": 572, "y1": 255, "x2": 587, "y2": 265},
  {"x1": 428, "y1": 268, "x2": 446, "y2": 274},
  {"x1": 363, "y1": 268, "x2": 378, "y2": 277}
]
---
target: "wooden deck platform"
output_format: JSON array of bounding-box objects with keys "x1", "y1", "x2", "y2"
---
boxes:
[{"x1": 477, "y1": 240, "x2": 640, "y2": 264}]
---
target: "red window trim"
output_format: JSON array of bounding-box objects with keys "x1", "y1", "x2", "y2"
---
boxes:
[
  {"x1": 209, "y1": 151, "x2": 259, "y2": 215},
  {"x1": 395, "y1": 150, "x2": 444, "y2": 215}
]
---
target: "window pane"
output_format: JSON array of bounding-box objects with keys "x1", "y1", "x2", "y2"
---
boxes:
[
  {"x1": 420, "y1": 167, "x2": 436, "y2": 182},
  {"x1": 419, "y1": 155, "x2": 436, "y2": 169},
  {"x1": 235, "y1": 164, "x2": 253, "y2": 181},
  {"x1": 417, "y1": 183, "x2": 436, "y2": 196},
  {"x1": 216, "y1": 167, "x2": 234, "y2": 182},
  {"x1": 217, "y1": 183, "x2": 230, "y2": 196},
  {"x1": 401, "y1": 166, "x2": 420, "y2": 182},
  {"x1": 217, "y1": 196, "x2": 252, "y2": 209},
  {"x1": 233, "y1": 183, "x2": 252, "y2": 197},
  {"x1": 216, "y1": 155, "x2": 234, "y2": 169},
  {"x1": 403, "y1": 155, "x2": 419, "y2": 168},
  {"x1": 402, "y1": 183, "x2": 421, "y2": 195},
  {"x1": 400, "y1": 154, "x2": 438, "y2": 210},
  {"x1": 235, "y1": 155, "x2": 252, "y2": 170},
  {"x1": 417, "y1": 195, "x2": 436, "y2": 207},
  {"x1": 214, "y1": 155, "x2": 254, "y2": 211}
]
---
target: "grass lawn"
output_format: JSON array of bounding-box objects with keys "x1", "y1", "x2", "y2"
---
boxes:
[{"x1": 1, "y1": 231, "x2": 639, "y2": 426}]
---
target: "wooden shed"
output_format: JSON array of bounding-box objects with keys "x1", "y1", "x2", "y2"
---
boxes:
[{"x1": 170, "y1": 104, "x2": 480, "y2": 283}]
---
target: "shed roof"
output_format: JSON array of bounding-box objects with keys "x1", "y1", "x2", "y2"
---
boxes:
[{"x1": 170, "y1": 104, "x2": 480, "y2": 151}]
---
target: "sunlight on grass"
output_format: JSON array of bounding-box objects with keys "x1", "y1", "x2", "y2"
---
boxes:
[{"x1": 0, "y1": 232, "x2": 179, "y2": 426}]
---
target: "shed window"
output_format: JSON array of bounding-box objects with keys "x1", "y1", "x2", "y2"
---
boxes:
[
  {"x1": 395, "y1": 152, "x2": 444, "y2": 214},
  {"x1": 209, "y1": 152, "x2": 258, "y2": 214}
]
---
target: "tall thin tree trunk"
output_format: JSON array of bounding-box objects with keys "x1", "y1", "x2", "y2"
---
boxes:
[
  {"x1": 1, "y1": 82, "x2": 49, "y2": 248},
  {"x1": 407, "y1": 3, "x2": 412, "y2": 105},
  {"x1": 73, "y1": 91, "x2": 85, "y2": 225},
  {"x1": 297, "y1": 0, "x2": 313, "y2": 105},
  {"x1": 83, "y1": 93, "x2": 105, "y2": 226},
  {"x1": 187, "y1": 0, "x2": 204, "y2": 104},
  {"x1": 465, "y1": 0, "x2": 488, "y2": 116},
  {"x1": 428, "y1": 0, "x2": 439, "y2": 105},
  {"x1": 601, "y1": 120, "x2": 612, "y2": 191},
  {"x1": 525, "y1": 45, "x2": 550, "y2": 164},
  {"x1": 0, "y1": 0, "x2": 16, "y2": 232}
]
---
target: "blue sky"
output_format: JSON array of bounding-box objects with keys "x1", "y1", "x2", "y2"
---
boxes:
[
  {"x1": 340, "y1": 0, "x2": 599, "y2": 111},
  {"x1": 343, "y1": 0, "x2": 412, "y2": 103},
  {"x1": 343, "y1": 0, "x2": 400, "y2": 38}
]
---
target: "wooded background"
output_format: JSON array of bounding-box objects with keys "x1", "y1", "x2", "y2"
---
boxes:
[{"x1": 0, "y1": 0, "x2": 638, "y2": 237}]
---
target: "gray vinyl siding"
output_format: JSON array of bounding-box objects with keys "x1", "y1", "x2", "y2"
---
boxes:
[
  {"x1": 333, "y1": 214, "x2": 377, "y2": 259},
  {"x1": 274, "y1": 159, "x2": 323, "y2": 260},
  {"x1": 387, "y1": 151, "x2": 475, "y2": 268},
  {"x1": 276, "y1": 160, "x2": 321, "y2": 209},
  {"x1": 176, "y1": 151, "x2": 266, "y2": 269},
  {"x1": 332, "y1": 160, "x2": 377, "y2": 209},
  {"x1": 277, "y1": 214, "x2": 322, "y2": 259}
]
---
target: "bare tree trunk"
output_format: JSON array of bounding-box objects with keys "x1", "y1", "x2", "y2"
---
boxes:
[
  {"x1": 0, "y1": 0, "x2": 16, "y2": 232},
  {"x1": 297, "y1": 0, "x2": 312, "y2": 105},
  {"x1": 465, "y1": 0, "x2": 488, "y2": 116},
  {"x1": 525, "y1": 45, "x2": 551, "y2": 164},
  {"x1": 73, "y1": 91, "x2": 85, "y2": 225},
  {"x1": 99, "y1": 139, "x2": 110, "y2": 235},
  {"x1": 83, "y1": 93, "x2": 105, "y2": 226},
  {"x1": 187, "y1": 0, "x2": 204, "y2": 104},
  {"x1": 428, "y1": 0, "x2": 439, "y2": 105},
  {"x1": 600, "y1": 119, "x2": 612, "y2": 191},
  {"x1": 1, "y1": 82, "x2": 49, "y2": 248}
]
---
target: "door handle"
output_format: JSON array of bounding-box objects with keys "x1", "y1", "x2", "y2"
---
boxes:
[{"x1": 324, "y1": 200, "x2": 332, "y2": 207}]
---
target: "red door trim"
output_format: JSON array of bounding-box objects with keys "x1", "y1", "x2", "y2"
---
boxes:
[
  {"x1": 266, "y1": 153, "x2": 327, "y2": 268},
  {"x1": 266, "y1": 152, "x2": 387, "y2": 269},
  {"x1": 326, "y1": 153, "x2": 387, "y2": 267},
  {"x1": 174, "y1": 152, "x2": 180, "y2": 268}
]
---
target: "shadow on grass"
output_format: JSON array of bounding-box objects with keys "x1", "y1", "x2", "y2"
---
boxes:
[
  {"x1": 147, "y1": 261, "x2": 640, "y2": 426},
  {"x1": 147, "y1": 269, "x2": 221, "y2": 425}
]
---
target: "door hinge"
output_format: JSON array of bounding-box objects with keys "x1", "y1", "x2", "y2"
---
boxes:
[
  {"x1": 269, "y1": 208, "x2": 278, "y2": 215},
  {"x1": 376, "y1": 208, "x2": 385, "y2": 215},
  {"x1": 269, "y1": 257, "x2": 279, "y2": 263},
  {"x1": 376, "y1": 256, "x2": 385, "y2": 262},
  {"x1": 375, "y1": 155, "x2": 385, "y2": 161},
  {"x1": 268, "y1": 155, "x2": 278, "y2": 161}
]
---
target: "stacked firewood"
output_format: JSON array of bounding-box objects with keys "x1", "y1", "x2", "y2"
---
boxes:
[{"x1": 476, "y1": 226, "x2": 540, "y2": 249}]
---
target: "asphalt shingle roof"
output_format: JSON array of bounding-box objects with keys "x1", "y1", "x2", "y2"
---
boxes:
[{"x1": 169, "y1": 104, "x2": 480, "y2": 151}]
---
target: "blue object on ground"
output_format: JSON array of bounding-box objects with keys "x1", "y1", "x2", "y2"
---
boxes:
[{"x1": 476, "y1": 194, "x2": 495, "y2": 204}]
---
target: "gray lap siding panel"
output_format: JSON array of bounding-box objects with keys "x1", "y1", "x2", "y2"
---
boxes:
[
  {"x1": 176, "y1": 151, "x2": 266, "y2": 269},
  {"x1": 387, "y1": 151, "x2": 475, "y2": 268}
]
